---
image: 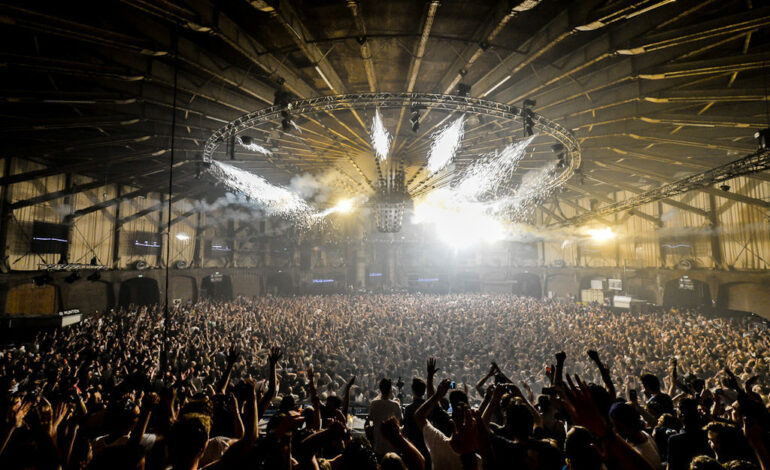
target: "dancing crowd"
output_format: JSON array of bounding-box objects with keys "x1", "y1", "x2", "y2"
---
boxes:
[{"x1": 1, "y1": 293, "x2": 770, "y2": 470}]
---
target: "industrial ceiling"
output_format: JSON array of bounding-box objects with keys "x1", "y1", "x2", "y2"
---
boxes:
[{"x1": 1, "y1": 0, "x2": 769, "y2": 222}]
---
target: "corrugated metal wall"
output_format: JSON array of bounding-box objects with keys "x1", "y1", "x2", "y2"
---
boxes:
[{"x1": 542, "y1": 176, "x2": 770, "y2": 270}]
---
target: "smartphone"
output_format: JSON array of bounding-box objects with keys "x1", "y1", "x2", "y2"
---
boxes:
[
  {"x1": 539, "y1": 386, "x2": 555, "y2": 396},
  {"x1": 450, "y1": 381, "x2": 456, "y2": 390},
  {"x1": 629, "y1": 389, "x2": 638, "y2": 401}
]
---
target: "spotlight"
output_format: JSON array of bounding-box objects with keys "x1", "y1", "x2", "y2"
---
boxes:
[
  {"x1": 33, "y1": 274, "x2": 53, "y2": 286},
  {"x1": 755, "y1": 128, "x2": 770, "y2": 150},
  {"x1": 522, "y1": 99, "x2": 536, "y2": 137},
  {"x1": 239, "y1": 135, "x2": 253, "y2": 146},
  {"x1": 282, "y1": 117, "x2": 291, "y2": 132},
  {"x1": 720, "y1": 184, "x2": 731, "y2": 192},
  {"x1": 65, "y1": 271, "x2": 80, "y2": 283},
  {"x1": 90, "y1": 256, "x2": 98, "y2": 266},
  {"x1": 457, "y1": 83, "x2": 471, "y2": 97},
  {"x1": 410, "y1": 107, "x2": 420, "y2": 132},
  {"x1": 87, "y1": 271, "x2": 101, "y2": 282}
]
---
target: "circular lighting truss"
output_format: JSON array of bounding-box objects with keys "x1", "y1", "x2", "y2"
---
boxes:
[{"x1": 203, "y1": 93, "x2": 581, "y2": 231}]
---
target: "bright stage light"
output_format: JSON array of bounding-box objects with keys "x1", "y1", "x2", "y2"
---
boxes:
[
  {"x1": 334, "y1": 198, "x2": 354, "y2": 214},
  {"x1": 586, "y1": 227, "x2": 616, "y2": 243},
  {"x1": 413, "y1": 189, "x2": 506, "y2": 248},
  {"x1": 315, "y1": 197, "x2": 359, "y2": 217},
  {"x1": 175, "y1": 232, "x2": 190, "y2": 241}
]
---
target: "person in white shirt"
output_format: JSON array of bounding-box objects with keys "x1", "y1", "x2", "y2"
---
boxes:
[
  {"x1": 367, "y1": 378, "x2": 403, "y2": 457},
  {"x1": 414, "y1": 377, "x2": 481, "y2": 470}
]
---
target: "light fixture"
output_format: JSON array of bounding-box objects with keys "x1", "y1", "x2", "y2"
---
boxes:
[
  {"x1": 176, "y1": 232, "x2": 190, "y2": 241},
  {"x1": 87, "y1": 271, "x2": 101, "y2": 282},
  {"x1": 410, "y1": 107, "x2": 420, "y2": 132},
  {"x1": 65, "y1": 271, "x2": 80, "y2": 283},
  {"x1": 522, "y1": 99, "x2": 536, "y2": 137},
  {"x1": 587, "y1": 227, "x2": 616, "y2": 243}
]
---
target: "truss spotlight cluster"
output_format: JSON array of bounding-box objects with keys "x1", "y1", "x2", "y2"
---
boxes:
[
  {"x1": 522, "y1": 99, "x2": 536, "y2": 137},
  {"x1": 202, "y1": 92, "x2": 581, "y2": 232},
  {"x1": 410, "y1": 106, "x2": 421, "y2": 132}
]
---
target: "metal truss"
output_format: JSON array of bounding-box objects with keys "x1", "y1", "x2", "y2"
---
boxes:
[
  {"x1": 560, "y1": 148, "x2": 770, "y2": 226},
  {"x1": 202, "y1": 92, "x2": 581, "y2": 193}
]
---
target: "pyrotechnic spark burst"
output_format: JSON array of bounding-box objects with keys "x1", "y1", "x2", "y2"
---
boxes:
[
  {"x1": 370, "y1": 110, "x2": 390, "y2": 160},
  {"x1": 210, "y1": 161, "x2": 311, "y2": 216},
  {"x1": 236, "y1": 136, "x2": 272, "y2": 155},
  {"x1": 413, "y1": 136, "x2": 567, "y2": 246},
  {"x1": 455, "y1": 135, "x2": 536, "y2": 200},
  {"x1": 427, "y1": 116, "x2": 465, "y2": 173}
]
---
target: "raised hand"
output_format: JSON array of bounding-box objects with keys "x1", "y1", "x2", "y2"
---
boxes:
[
  {"x1": 226, "y1": 345, "x2": 239, "y2": 365},
  {"x1": 268, "y1": 346, "x2": 283, "y2": 366},
  {"x1": 427, "y1": 357, "x2": 439, "y2": 377},
  {"x1": 307, "y1": 367, "x2": 317, "y2": 395},
  {"x1": 7, "y1": 399, "x2": 32, "y2": 429},
  {"x1": 450, "y1": 406, "x2": 478, "y2": 455},
  {"x1": 49, "y1": 401, "x2": 71, "y2": 438},
  {"x1": 142, "y1": 392, "x2": 160, "y2": 409},
  {"x1": 555, "y1": 351, "x2": 567, "y2": 364},
  {"x1": 587, "y1": 350, "x2": 600, "y2": 363},
  {"x1": 381, "y1": 416, "x2": 402, "y2": 443},
  {"x1": 436, "y1": 378, "x2": 452, "y2": 397},
  {"x1": 723, "y1": 367, "x2": 743, "y2": 393},
  {"x1": 345, "y1": 375, "x2": 356, "y2": 390},
  {"x1": 559, "y1": 374, "x2": 610, "y2": 438}
]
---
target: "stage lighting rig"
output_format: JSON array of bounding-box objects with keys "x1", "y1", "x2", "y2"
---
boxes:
[
  {"x1": 203, "y1": 92, "x2": 583, "y2": 233},
  {"x1": 522, "y1": 99, "x2": 536, "y2": 137}
]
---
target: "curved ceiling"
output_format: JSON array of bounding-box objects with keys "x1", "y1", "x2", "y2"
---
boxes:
[{"x1": 1, "y1": 0, "x2": 769, "y2": 216}]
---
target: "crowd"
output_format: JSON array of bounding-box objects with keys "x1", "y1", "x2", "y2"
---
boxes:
[{"x1": 0, "y1": 293, "x2": 769, "y2": 470}]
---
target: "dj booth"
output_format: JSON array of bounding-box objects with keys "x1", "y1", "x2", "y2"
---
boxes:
[{"x1": 1, "y1": 309, "x2": 82, "y2": 330}]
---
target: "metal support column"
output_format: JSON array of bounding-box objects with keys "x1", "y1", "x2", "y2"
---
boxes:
[
  {"x1": 708, "y1": 193, "x2": 724, "y2": 269},
  {"x1": 0, "y1": 158, "x2": 13, "y2": 273},
  {"x1": 112, "y1": 185, "x2": 122, "y2": 268}
]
